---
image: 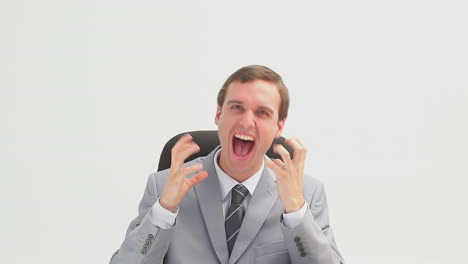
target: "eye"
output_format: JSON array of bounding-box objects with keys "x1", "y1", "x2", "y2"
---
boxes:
[
  {"x1": 231, "y1": 104, "x2": 244, "y2": 111},
  {"x1": 258, "y1": 109, "x2": 270, "y2": 117}
]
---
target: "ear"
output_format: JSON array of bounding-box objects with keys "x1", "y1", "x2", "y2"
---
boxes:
[
  {"x1": 215, "y1": 106, "x2": 222, "y2": 126},
  {"x1": 275, "y1": 118, "x2": 285, "y2": 138}
]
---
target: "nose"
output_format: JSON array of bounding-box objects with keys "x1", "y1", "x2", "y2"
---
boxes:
[{"x1": 239, "y1": 110, "x2": 255, "y2": 128}]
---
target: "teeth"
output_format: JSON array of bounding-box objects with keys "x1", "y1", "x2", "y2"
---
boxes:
[{"x1": 235, "y1": 134, "x2": 254, "y2": 141}]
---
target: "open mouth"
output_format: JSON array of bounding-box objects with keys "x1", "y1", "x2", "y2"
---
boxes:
[{"x1": 232, "y1": 133, "x2": 255, "y2": 159}]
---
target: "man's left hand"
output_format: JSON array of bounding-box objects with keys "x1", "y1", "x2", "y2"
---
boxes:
[{"x1": 265, "y1": 137, "x2": 306, "y2": 213}]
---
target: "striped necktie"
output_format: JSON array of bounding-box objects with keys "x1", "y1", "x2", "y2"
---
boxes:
[{"x1": 225, "y1": 184, "x2": 249, "y2": 256}]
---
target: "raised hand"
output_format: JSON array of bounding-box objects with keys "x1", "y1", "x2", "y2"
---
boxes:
[
  {"x1": 159, "y1": 134, "x2": 209, "y2": 212},
  {"x1": 265, "y1": 138, "x2": 306, "y2": 213}
]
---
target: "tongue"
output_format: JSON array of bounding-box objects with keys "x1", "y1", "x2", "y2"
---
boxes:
[{"x1": 233, "y1": 138, "x2": 254, "y2": 157}]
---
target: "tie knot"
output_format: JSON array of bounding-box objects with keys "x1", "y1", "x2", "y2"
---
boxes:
[{"x1": 231, "y1": 184, "x2": 248, "y2": 205}]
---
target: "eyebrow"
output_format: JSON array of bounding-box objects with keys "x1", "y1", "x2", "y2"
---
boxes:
[
  {"x1": 226, "y1": 100, "x2": 244, "y2": 105},
  {"x1": 258, "y1": 106, "x2": 274, "y2": 114},
  {"x1": 227, "y1": 100, "x2": 274, "y2": 114}
]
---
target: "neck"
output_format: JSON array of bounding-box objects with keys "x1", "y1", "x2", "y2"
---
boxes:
[{"x1": 217, "y1": 153, "x2": 263, "y2": 182}]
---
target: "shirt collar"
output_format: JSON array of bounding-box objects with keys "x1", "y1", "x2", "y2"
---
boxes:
[{"x1": 213, "y1": 148, "x2": 265, "y2": 201}]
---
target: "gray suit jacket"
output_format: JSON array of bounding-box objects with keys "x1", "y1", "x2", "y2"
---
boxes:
[{"x1": 111, "y1": 147, "x2": 344, "y2": 264}]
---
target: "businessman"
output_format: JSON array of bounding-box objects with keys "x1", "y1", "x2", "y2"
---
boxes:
[{"x1": 110, "y1": 65, "x2": 344, "y2": 263}]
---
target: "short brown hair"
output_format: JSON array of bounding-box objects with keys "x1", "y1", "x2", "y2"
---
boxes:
[{"x1": 217, "y1": 65, "x2": 290, "y2": 120}]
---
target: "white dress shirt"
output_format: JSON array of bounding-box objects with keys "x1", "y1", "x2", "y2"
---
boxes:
[{"x1": 150, "y1": 149, "x2": 307, "y2": 229}]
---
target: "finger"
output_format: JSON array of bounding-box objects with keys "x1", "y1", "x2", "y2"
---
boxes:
[
  {"x1": 187, "y1": 171, "x2": 209, "y2": 186},
  {"x1": 273, "y1": 158, "x2": 285, "y2": 168},
  {"x1": 176, "y1": 142, "x2": 201, "y2": 165},
  {"x1": 182, "y1": 162, "x2": 204, "y2": 176},
  {"x1": 287, "y1": 137, "x2": 305, "y2": 148},
  {"x1": 265, "y1": 158, "x2": 285, "y2": 175},
  {"x1": 284, "y1": 138, "x2": 306, "y2": 164},
  {"x1": 273, "y1": 144, "x2": 293, "y2": 168},
  {"x1": 171, "y1": 135, "x2": 201, "y2": 166},
  {"x1": 171, "y1": 134, "x2": 193, "y2": 159},
  {"x1": 173, "y1": 133, "x2": 193, "y2": 149}
]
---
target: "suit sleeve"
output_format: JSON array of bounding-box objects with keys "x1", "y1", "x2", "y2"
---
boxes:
[
  {"x1": 280, "y1": 181, "x2": 345, "y2": 264},
  {"x1": 110, "y1": 173, "x2": 173, "y2": 264}
]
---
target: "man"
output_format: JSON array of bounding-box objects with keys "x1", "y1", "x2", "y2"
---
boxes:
[{"x1": 110, "y1": 65, "x2": 344, "y2": 263}]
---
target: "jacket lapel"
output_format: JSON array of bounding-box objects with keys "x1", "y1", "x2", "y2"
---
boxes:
[
  {"x1": 194, "y1": 147, "x2": 229, "y2": 264},
  {"x1": 228, "y1": 167, "x2": 278, "y2": 264}
]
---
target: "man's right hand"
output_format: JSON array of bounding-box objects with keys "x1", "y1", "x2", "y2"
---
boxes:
[{"x1": 159, "y1": 134, "x2": 209, "y2": 212}]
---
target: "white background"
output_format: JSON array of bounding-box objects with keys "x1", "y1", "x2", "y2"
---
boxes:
[{"x1": 1, "y1": 1, "x2": 467, "y2": 263}]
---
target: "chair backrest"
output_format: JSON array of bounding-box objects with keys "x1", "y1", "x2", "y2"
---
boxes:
[{"x1": 157, "y1": 130, "x2": 293, "y2": 171}]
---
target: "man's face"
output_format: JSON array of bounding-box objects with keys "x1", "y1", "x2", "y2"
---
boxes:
[{"x1": 215, "y1": 79, "x2": 285, "y2": 180}]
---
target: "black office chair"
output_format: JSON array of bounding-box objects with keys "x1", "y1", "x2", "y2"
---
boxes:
[{"x1": 157, "y1": 130, "x2": 293, "y2": 171}]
